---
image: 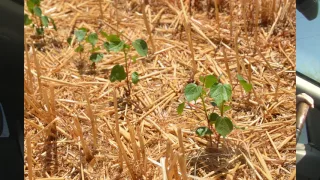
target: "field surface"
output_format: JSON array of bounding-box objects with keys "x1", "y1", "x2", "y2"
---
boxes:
[{"x1": 24, "y1": 0, "x2": 296, "y2": 179}]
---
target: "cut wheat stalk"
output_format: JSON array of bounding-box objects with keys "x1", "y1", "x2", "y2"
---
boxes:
[
  {"x1": 73, "y1": 116, "x2": 93, "y2": 162},
  {"x1": 84, "y1": 90, "x2": 97, "y2": 149},
  {"x1": 142, "y1": 1, "x2": 156, "y2": 53},
  {"x1": 112, "y1": 89, "x2": 123, "y2": 169},
  {"x1": 26, "y1": 135, "x2": 34, "y2": 180},
  {"x1": 214, "y1": 0, "x2": 221, "y2": 40},
  {"x1": 180, "y1": 0, "x2": 197, "y2": 81}
]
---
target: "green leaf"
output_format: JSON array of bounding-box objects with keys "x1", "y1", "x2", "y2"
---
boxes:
[
  {"x1": 89, "y1": 53, "x2": 103, "y2": 63},
  {"x1": 215, "y1": 117, "x2": 233, "y2": 138},
  {"x1": 209, "y1": 113, "x2": 220, "y2": 125},
  {"x1": 24, "y1": 14, "x2": 33, "y2": 25},
  {"x1": 106, "y1": 34, "x2": 121, "y2": 42},
  {"x1": 237, "y1": 74, "x2": 252, "y2": 93},
  {"x1": 33, "y1": 6, "x2": 42, "y2": 17},
  {"x1": 210, "y1": 101, "x2": 217, "y2": 106},
  {"x1": 103, "y1": 41, "x2": 125, "y2": 52},
  {"x1": 49, "y1": 18, "x2": 57, "y2": 30},
  {"x1": 209, "y1": 83, "x2": 232, "y2": 106},
  {"x1": 27, "y1": 1, "x2": 35, "y2": 14},
  {"x1": 86, "y1": 33, "x2": 98, "y2": 47},
  {"x1": 78, "y1": 27, "x2": 88, "y2": 32},
  {"x1": 30, "y1": 0, "x2": 41, "y2": 5},
  {"x1": 218, "y1": 105, "x2": 231, "y2": 114},
  {"x1": 132, "y1": 72, "x2": 139, "y2": 84},
  {"x1": 184, "y1": 83, "x2": 202, "y2": 102},
  {"x1": 75, "y1": 28, "x2": 87, "y2": 42},
  {"x1": 201, "y1": 88, "x2": 206, "y2": 96},
  {"x1": 75, "y1": 44, "x2": 84, "y2": 52},
  {"x1": 124, "y1": 43, "x2": 130, "y2": 50},
  {"x1": 204, "y1": 75, "x2": 218, "y2": 88},
  {"x1": 132, "y1": 39, "x2": 148, "y2": 57},
  {"x1": 90, "y1": 47, "x2": 101, "y2": 53},
  {"x1": 100, "y1": 31, "x2": 108, "y2": 39},
  {"x1": 195, "y1": 127, "x2": 213, "y2": 137},
  {"x1": 41, "y1": 16, "x2": 49, "y2": 27},
  {"x1": 36, "y1": 27, "x2": 44, "y2": 35},
  {"x1": 199, "y1": 76, "x2": 205, "y2": 83},
  {"x1": 67, "y1": 37, "x2": 72, "y2": 45},
  {"x1": 177, "y1": 102, "x2": 185, "y2": 115},
  {"x1": 132, "y1": 55, "x2": 138, "y2": 63},
  {"x1": 110, "y1": 65, "x2": 126, "y2": 82}
]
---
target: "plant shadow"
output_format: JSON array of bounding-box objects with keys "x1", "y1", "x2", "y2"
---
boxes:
[
  {"x1": 41, "y1": 124, "x2": 58, "y2": 176},
  {"x1": 186, "y1": 139, "x2": 246, "y2": 178}
]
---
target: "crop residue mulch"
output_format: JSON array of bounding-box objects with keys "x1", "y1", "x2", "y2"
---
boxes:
[{"x1": 24, "y1": 0, "x2": 296, "y2": 179}]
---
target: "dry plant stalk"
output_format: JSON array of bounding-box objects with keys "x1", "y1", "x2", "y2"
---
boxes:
[
  {"x1": 31, "y1": 43, "x2": 43, "y2": 97},
  {"x1": 229, "y1": 1, "x2": 234, "y2": 38},
  {"x1": 42, "y1": 87, "x2": 57, "y2": 139},
  {"x1": 128, "y1": 121, "x2": 139, "y2": 161},
  {"x1": 24, "y1": 31, "x2": 33, "y2": 92},
  {"x1": 180, "y1": 0, "x2": 197, "y2": 81},
  {"x1": 142, "y1": 1, "x2": 156, "y2": 53},
  {"x1": 241, "y1": 0, "x2": 248, "y2": 42},
  {"x1": 26, "y1": 135, "x2": 33, "y2": 180},
  {"x1": 115, "y1": 0, "x2": 119, "y2": 33},
  {"x1": 248, "y1": 60, "x2": 252, "y2": 99},
  {"x1": 165, "y1": 141, "x2": 172, "y2": 179},
  {"x1": 289, "y1": 168, "x2": 296, "y2": 180},
  {"x1": 99, "y1": 0, "x2": 104, "y2": 19},
  {"x1": 24, "y1": 78, "x2": 31, "y2": 95},
  {"x1": 160, "y1": 157, "x2": 168, "y2": 180},
  {"x1": 137, "y1": 126, "x2": 147, "y2": 176},
  {"x1": 234, "y1": 30, "x2": 244, "y2": 97},
  {"x1": 240, "y1": 151, "x2": 263, "y2": 180},
  {"x1": 24, "y1": 0, "x2": 296, "y2": 179},
  {"x1": 177, "y1": 128, "x2": 185, "y2": 154},
  {"x1": 222, "y1": 48, "x2": 232, "y2": 87},
  {"x1": 112, "y1": 89, "x2": 123, "y2": 169},
  {"x1": 178, "y1": 152, "x2": 188, "y2": 180},
  {"x1": 257, "y1": 49, "x2": 280, "y2": 99},
  {"x1": 115, "y1": 134, "x2": 136, "y2": 179},
  {"x1": 253, "y1": 148, "x2": 272, "y2": 180},
  {"x1": 266, "y1": 6, "x2": 282, "y2": 41},
  {"x1": 73, "y1": 116, "x2": 93, "y2": 162},
  {"x1": 271, "y1": 0, "x2": 276, "y2": 20},
  {"x1": 113, "y1": 90, "x2": 137, "y2": 180},
  {"x1": 177, "y1": 128, "x2": 188, "y2": 179},
  {"x1": 84, "y1": 91, "x2": 97, "y2": 149},
  {"x1": 254, "y1": 0, "x2": 259, "y2": 53},
  {"x1": 214, "y1": 0, "x2": 221, "y2": 39}
]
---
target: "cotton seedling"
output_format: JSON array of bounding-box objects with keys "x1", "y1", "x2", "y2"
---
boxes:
[
  {"x1": 72, "y1": 28, "x2": 104, "y2": 70},
  {"x1": 102, "y1": 32, "x2": 148, "y2": 97},
  {"x1": 178, "y1": 74, "x2": 251, "y2": 147},
  {"x1": 24, "y1": 0, "x2": 57, "y2": 40}
]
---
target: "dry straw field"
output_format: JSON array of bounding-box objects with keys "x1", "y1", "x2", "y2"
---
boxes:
[{"x1": 24, "y1": 0, "x2": 296, "y2": 179}]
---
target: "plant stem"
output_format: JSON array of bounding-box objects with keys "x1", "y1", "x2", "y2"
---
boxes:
[
  {"x1": 79, "y1": 43, "x2": 82, "y2": 61},
  {"x1": 220, "y1": 102, "x2": 224, "y2": 117},
  {"x1": 123, "y1": 49, "x2": 130, "y2": 97},
  {"x1": 217, "y1": 102, "x2": 225, "y2": 150},
  {"x1": 200, "y1": 93, "x2": 213, "y2": 147}
]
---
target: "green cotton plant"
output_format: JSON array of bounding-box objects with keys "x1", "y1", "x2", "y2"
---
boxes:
[
  {"x1": 72, "y1": 28, "x2": 104, "y2": 69},
  {"x1": 24, "y1": 0, "x2": 57, "y2": 38},
  {"x1": 102, "y1": 32, "x2": 148, "y2": 96},
  {"x1": 177, "y1": 74, "x2": 251, "y2": 146}
]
